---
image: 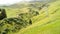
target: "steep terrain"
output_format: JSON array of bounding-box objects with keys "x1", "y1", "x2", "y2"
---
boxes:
[
  {"x1": 15, "y1": 0, "x2": 60, "y2": 34},
  {"x1": 0, "y1": 0, "x2": 60, "y2": 34}
]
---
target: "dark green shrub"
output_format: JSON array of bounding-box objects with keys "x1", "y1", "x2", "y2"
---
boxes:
[
  {"x1": 0, "y1": 9, "x2": 7, "y2": 20},
  {"x1": 29, "y1": 19, "x2": 32, "y2": 24},
  {"x1": 0, "y1": 16, "x2": 31, "y2": 34}
]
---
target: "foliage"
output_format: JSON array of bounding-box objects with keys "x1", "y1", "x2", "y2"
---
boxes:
[{"x1": 0, "y1": 17, "x2": 30, "y2": 34}]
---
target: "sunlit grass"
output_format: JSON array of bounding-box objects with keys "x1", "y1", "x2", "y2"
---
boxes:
[{"x1": 16, "y1": 1, "x2": 60, "y2": 34}]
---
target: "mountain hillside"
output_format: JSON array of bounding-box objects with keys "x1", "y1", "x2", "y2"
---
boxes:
[
  {"x1": 15, "y1": 0, "x2": 60, "y2": 34},
  {"x1": 0, "y1": 0, "x2": 60, "y2": 34}
]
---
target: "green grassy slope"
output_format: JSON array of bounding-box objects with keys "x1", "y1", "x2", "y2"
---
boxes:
[
  {"x1": 5, "y1": 7, "x2": 29, "y2": 18},
  {"x1": 16, "y1": 1, "x2": 60, "y2": 34}
]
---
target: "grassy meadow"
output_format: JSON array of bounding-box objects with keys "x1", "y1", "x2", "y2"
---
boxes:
[{"x1": 0, "y1": 0, "x2": 60, "y2": 34}]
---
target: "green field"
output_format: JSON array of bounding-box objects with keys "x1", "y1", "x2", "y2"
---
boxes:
[
  {"x1": 0, "y1": 0, "x2": 60, "y2": 34},
  {"x1": 15, "y1": 1, "x2": 60, "y2": 34}
]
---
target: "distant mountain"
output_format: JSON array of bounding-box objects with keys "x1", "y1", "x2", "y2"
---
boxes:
[
  {"x1": 0, "y1": 0, "x2": 56, "y2": 8},
  {"x1": 7, "y1": 0, "x2": 48, "y2": 8}
]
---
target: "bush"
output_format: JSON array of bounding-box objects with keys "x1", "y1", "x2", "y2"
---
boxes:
[
  {"x1": 0, "y1": 17, "x2": 32, "y2": 34},
  {"x1": 29, "y1": 8, "x2": 39, "y2": 16},
  {"x1": 0, "y1": 9, "x2": 7, "y2": 20}
]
